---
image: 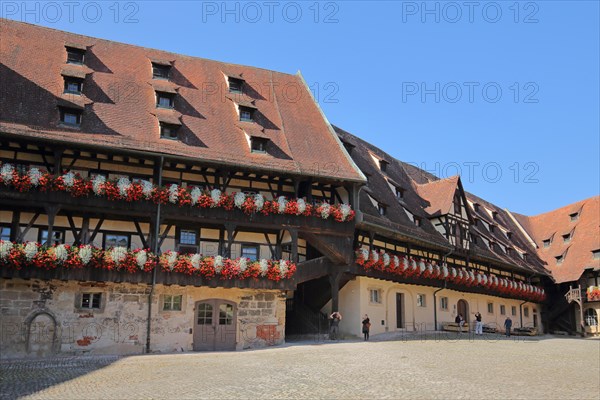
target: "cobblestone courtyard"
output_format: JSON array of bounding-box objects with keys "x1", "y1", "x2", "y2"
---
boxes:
[{"x1": 1, "y1": 335, "x2": 599, "y2": 400}]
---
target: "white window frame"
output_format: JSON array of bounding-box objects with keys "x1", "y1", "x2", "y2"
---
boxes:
[{"x1": 416, "y1": 294, "x2": 426, "y2": 307}]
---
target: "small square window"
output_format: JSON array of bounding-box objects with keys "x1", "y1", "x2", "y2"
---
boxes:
[
  {"x1": 239, "y1": 106, "x2": 255, "y2": 122},
  {"x1": 39, "y1": 229, "x2": 65, "y2": 246},
  {"x1": 562, "y1": 233, "x2": 571, "y2": 243},
  {"x1": 593, "y1": 250, "x2": 600, "y2": 260},
  {"x1": 81, "y1": 293, "x2": 101, "y2": 309},
  {"x1": 0, "y1": 226, "x2": 11, "y2": 241},
  {"x1": 228, "y1": 77, "x2": 244, "y2": 93},
  {"x1": 440, "y1": 297, "x2": 448, "y2": 310},
  {"x1": 59, "y1": 107, "x2": 82, "y2": 126},
  {"x1": 414, "y1": 217, "x2": 421, "y2": 227},
  {"x1": 378, "y1": 204, "x2": 386, "y2": 216},
  {"x1": 524, "y1": 306, "x2": 529, "y2": 317},
  {"x1": 473, "y1": 203, "x2": 480, "y2": 212},
  {"x1": 63, "y1": 77, "x2": 83, "y2": 94},
  {"x1": 163, "y1": 295, "x2": 182, "y2": 311},
  {"x1": 156, "y1": 92, "x2": 175, "y2": 108},
  {"x1": 251, "y1": 137, "x2": 268, "y2": 153},
  {"x1": 241, "y1": 245, "x2": 259, "y2": 261},
  {"x1": 152, "y1": 63, "x2": 171, "y2": 80},
  {"x1": 66, "y1": 46, "x2": 85, "y2": 65},
  {"x1": 379, "y1": 160, "x2": 388, "y2": 172},
  {"x1": 395, "y1": 187, "x2": 404, "y2": 200},
  {"x1": 489, "y1": 225, "x2": 495, "y2": 233},
  {"x1": 416, "y1": 294, "x2": 426, "y2": 307},
  {"x1": 555, "y1": 255, "x2": 564, "y2": 265},
  {"x1": 570, "y1": 212, "x2": 579, "y2": 222},
  {"x1": 179, "y1": 229, "x2": 197, "y2": 246},
  {"x1": 492, "y1": 211, "x2": 498, "y2": 220},
  {"x1": 369, "y1": 289, "x2": 382, "y2": 304},
  {"x1": 511, "y1": 306, "x2": 517, "y2": 316},
  {"x1": 487, "y1": 302, "x2": 494, "y2": 314},
  {"x1": 542, "y1": 239, "x2": 551, "y2": 248},
  {"x1": 500, "y1": 305, "x2": 506, "y2": 315},
  {"x1": 159, "y1": 122, "x2": 179, "y2": 140},
  {"x1": 104, "y1": 233, "x2": 130, "y2": 249}
]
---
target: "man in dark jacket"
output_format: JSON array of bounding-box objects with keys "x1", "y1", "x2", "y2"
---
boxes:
[{"x1": 504, "y1": 316, "x2": 513, "y2": 337}]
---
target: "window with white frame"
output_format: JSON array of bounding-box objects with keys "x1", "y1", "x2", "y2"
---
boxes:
[
  {"x1": 524, "y1": 306, "x2": 529, "y2": 317},
  {"x1": 369, "y1": 289, "x2": 382, "y2": 304},
  {"x1": 163, "y1": 295, "x2": 182, "y2": 311},
  {"x1": 80, "y1": 293, "x2": 102, "y2": 309},
  {"x1": 511, "y1": 306, "x2": 517, "y2": 316},
  {"x1": 487, "y1": 302, "x2": 494, "y2": 314},
  {"x1": 500, "y1": 305, "x2": 506, "y2": 315},
  {"x1": 416, "y1": 294, "x2": 426, "y2": 307},
  {"x1": 584, "y1": 308, "x2": 598, "y2": 326},
  {"x1": 440, "y1": 296, "x2": 448, "y2": 310}
]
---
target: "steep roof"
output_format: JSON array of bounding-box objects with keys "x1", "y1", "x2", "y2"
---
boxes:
[
  {"x1": 0, "y1": 19, "x2": 365, "y2": 183},
  {"x1": 513, "y1": 197, "x2": 600, "y2": 283},
  {"x1": 414, "y1": 176, "x2": 460, "y2": 216}
]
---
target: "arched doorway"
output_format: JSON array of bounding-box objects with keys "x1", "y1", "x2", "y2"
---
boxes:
[
  {"x1": 193, "y1": 299, "x2": 237, "y2": 351},
  {"x1": 457, "y1": 299, "x2": 469, "y2": 323},
  {"x1": 26, "y1": 312, "x2": 57, "y2": 357}
]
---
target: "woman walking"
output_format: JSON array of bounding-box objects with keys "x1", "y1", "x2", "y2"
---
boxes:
[{"x1": 362, "y1": 314, "x2": 371, "y2": 341}]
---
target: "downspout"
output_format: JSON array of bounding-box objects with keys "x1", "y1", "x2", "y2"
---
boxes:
[
  {"x1": 519, "y1": 300, "x2": 527, "y2": 328},
  {"x1": 146, "y1": 156, "x2": 163, "y2": 354},
  {"x1": 434, "y1": 248, "x2": 454, "y2": 331}
]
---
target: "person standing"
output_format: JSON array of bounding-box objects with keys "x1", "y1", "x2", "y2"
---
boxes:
[
  {"x1": 455, "y1": 313, "x2": 464, "y2": 333},
  {"x1": 475, "y1": 312, "x2": 483, "y2": 335},
  {"x1": 504, "y1": 316, "x2": 512, "y2": 337},
  {"x1": 362, "y1": 314, "x2": 371, "y2": 341},
  {"x1": 329, "y1": 311, "x2": 342, "y2": 340}
]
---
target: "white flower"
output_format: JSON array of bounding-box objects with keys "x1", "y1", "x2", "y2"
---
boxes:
[
  {"x1": 393, "y1": 255, "x2": 400, "y2": 269},
  {"x1": 339, "y1": 204, "x2": 352, "y2": 221},
  {"x1": 319, "y1": 203, "x2": 331, "y2": 219},
  {"x1": 79, "y1": 245, "x2": 92, "y2": 265},
  {"x1": 166, "y1": 251, "x2": 178, "y2": 271},
  {"x1": 0, "y1": 240, "x2": 13, "y2": 260},
  {"x1": 210, "y1": 189, "x2": 221, "y2": 207},
  {"x1": 469, "y1": 271, "x2": 475, "y2": 282},
  {"x1": 141, "y1": 180, "x2": 154, "y2": 199},
  {"x1": 110, "y1": 246, "x2": 128, "y2": 266},
  {"x1": 234, "y1": 192, "x2": 246, "y2": 209},
  {"x1": 401, "y1": 257, "x2": 409, "y2": 271},
  {"x1": 297, "y1": 198, "x2": 306, "y2": 215},
  {"x1": 427, "y1": 264, "x2": 433, "y2": 274},
  {"x1": 259, "y1": 259, "x2": 269, "y2": 277},
  {"x1": 214, "y1": 255, "x2": 224, "y2": 274},
  {"x1": 0, "y1": 164, "x2": 15, "y2": 184},
  {"x1": 28, "y1": 168, "x2": 42, "y2": 187},
  {"x1": 277, "y1": 196, "x2": 287, "y2": 214},
  {"x1": 55, "y1": 244, "x2": 68, "y2": 262},
  {"x1": 360, "y1": 248, "x2": 369, "y2": 261},
  {"x1": 371, "y1": 250, "x2": 379, "y2": 262},
  {"x1": 190, "y1": 187, "x2": 202, "y2": 205},
  {"x1": 24, "y1": 242, "x2": 38, "y2": 261},
  {"x1": 279, "y1": 259, "x2": 288, "y2": 277},
  {"x1": 383, "y1": 253, "x2": 390, "y2": 267},
  {"x1": 238, "y1": 257, "x2": 248, "y2": 272},
  {"x1": 254, "y1": 194, "x2": 264, "y2": 211},
  {"x1": 191, "y1": 254, "x2": 202, "y2": 270},
  {"x1": 61, "y1": 171, "x2": 75, "y2": 188},
  {"x1": 117, "y1": 177, "x2": 131, "y2": 198},
  {"x1": 411, "y1": 259, "x2": 417, "y2": 270},
  {"x1": 419, "y1": 260, "x2": 426, "y2": 273},
  {"x1": 136, "y1": 250, "x2": 147, "y2": 269},
  {"x1": 92, "y1": 175, "x2": 106, "y2": 196},
  {"x1": 450, "y1": 267, "x2": 457, "y2": 277},
  {"x1": 435, "y1": 265, "x2": 441, "y2": 277},
  {"x1": 482, "y1": 274, "x2": 488, "y2": 285},
  {"x1": 168, "y1": 184, "x2": 179, "y2": 204}
]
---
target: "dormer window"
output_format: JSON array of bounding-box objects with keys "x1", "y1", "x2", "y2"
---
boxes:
[
  {"x1": 492, "y1": 211, "x2": 498, "y2": 220},
  {"x1": 152, "y1": 62, "x2": 171, "y2": 80},
  {"x1": 159, "y1": 122, "x2": 179, "y2": 140},
  {"x1": 489, "y1": 225, "x2": 495, "y2": 233},
  {"x1": 59, "y1": 107, "x2": 82, "y2": 126},
  {"x1": 379, "y1": 159, "x2": 389, "y2": 172},
  {"x1": 473, "y1": 203, "x2": 480, "y2": 212},
  {"x1": 66, "y1": 46, "x2": 85, "y2": 65},
  {"x1": 570, "y1": 212, "x2": 579, "y2": 222},
  {"x1": 555, "y1": 255, "x2": 564, "y2": 265},
  {"x1": 250, "y1": 137, "x2": 269, "y2": 153},
  {"x1": 63, "y1": 77, "x2": 83, "y2": 94},
  {"x1": 507, "y1": 231, "x2": 513, "y2": 240},
  {"x1": 414, "y1": 217, "x2": 421, "y2": 226},
  {"x1": 239, "y1": 106, "x2": 255, "y2": 122},
  {"x1": 542, "y1": 239, "x2": 551, "y2": 248},
  {"x1": 378, "y1": 204, "x2": 386, "y2": 216},
  {"x1": 342, "y1": 141, "x2": 355, "y2": 155},
  {"x1": 228, "y1": 77, "x2": 244, "y2": 94},
  {"x1": 156, "y1": 91, "x2": 175, "y2": 109},
  {"x1": 506, "y1": 247, "x2": 513, "y2": 256},
  {"x1": 562, "y1": 233, "x2": 572, "y2": 243},
  {"x1": 592, "y1": 250, "x2": 600, "y2": 260},
  {"x1": 395, "y1": 187, "x2": 404, "y2": 200}
]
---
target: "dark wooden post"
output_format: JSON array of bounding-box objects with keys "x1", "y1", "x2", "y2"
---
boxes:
[
  {"x1": 289, "y1": 228, "x2": 298, "y2": 263},
  {"x1": 79, "y1": 217, "x2": 90, "y2": 244},
  {"x1": 224, "y1": 223, "x2": 236, "y2": 258},
  {"x1": 44, "y1": 205, "x2": 60, "y2": 245},
  {"x1": 10, "y1": 211, "x2": 20, "y2": 242},
  {"x1": 52, "y1": 148, "x2": 64, "y2": 174},
  {"x1": 329, "y1": 269, "x2": 343, "y2": 313}
]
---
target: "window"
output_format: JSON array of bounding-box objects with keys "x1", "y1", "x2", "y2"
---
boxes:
[
  {"x1": 152, "y1": 63, "x2": 171, "y2": 80},
  {"x1": 473, "y1": 203, "x2": 480, "y2": 212},
  {"x1": 524, "y1": 307, "x2": 529, "y2": 317},
  {"x1": 39, "y1": 229, "x2": 65, "y2": 246},
  {"x1": 542, "y1": 239, "x2": 551, "y2": 248},
  {"x1": 489, "y1": 225, "x2": 495, "y2": 233},
  {"x1": 500, "y1": 305, "x2": 506, "y2": 315},
  {"x1": 81, "y1": 293, "x2": 101, "y2": 309},
  {"x1": 369, "y1": 289, "x2": 382, "y2": 304},
  {"x1": 251, "y1": 137, "x2": 268, "y2": 153},
  {"x1": 487, "y1": 302, "x2": 494, "y2": 314},
  {"x1": 454, "y1": 200, "x2": 461, "y2": 214},
  {"x1": 239, "y1": 106, "x2": 255, "y2": 122},
  {"x1": 379, "y1": 160, "x2": 388, "y2": 172},
  {"x1": 241, "y1": 245, "x2": 259, "y2": 261},
  {"x1": 163, "y1": 295, "x2": 182, "y2": 311},
  {"x1": 440, "y1": 296, "x2": 448, "y2": 310},
  {"x1": 511, "y1": 306, "x2": 517, "y2": 316},
  {"x1": 584, "y1": 308, "x2": 598, "y2": 326},
  {"x1": 228, "y1": 77, "x2": 244, "y2": 93},
  {"x1": 507, "y1": 231, "x2": 513, "y2": 240},
  {"x1": 378, "y1": 204, "x2": 386, "y2": 216},
  {"x1": 593, "y1": 250, "x2": 600, "y2": 260},
  {"x1": 416, "y1": 294, "x2": 426, "y2": 307},
  {"x1": 219, "y1": 303, "x2": 234, "y2": 325},
  {"x1": 395, "y1": 187, "x2": 404, "y2": 200},
  {"x1": 197, "y1": 303, "x2": 213, "y2": 325},
  {"x1": 555, "y1": 255, "x2": 564, "y2": 265},
  {"x1": 0, "y1": 227, "x2": 10, "y2": 241},
  {"x1": 570, "y1": 212, "x2": 579, "y2": 222},
  {"x1": 63, "y1": 77, "x2": 83, "y2": 95},
  {"x1": 66, "y1": 46, "x2": 85, "y2": 64},
  {"x1": 159, "y1": 122, "x2": 179, "y2": 139},
  {"x1": 562, "y1": 233, "x2": 571, "y2": 243},
  {"x1": 179, "y1": 230, "x2": 197, "y2": 245},
  {"x1": 156, "y1": 91, "x2": 175, "y2": 108},
  {"x1": 104, "y1": 233, "x2": 130, "y2": 249},
  {"x1": 59, "y1": 107, "x2": 82, "y2": 126},
  {"x1": 492, "y1": 211, "x2": 498, "y2": 220},
  {"x1": 414, "y1": 217, "x2": 421, "y2": 227}
]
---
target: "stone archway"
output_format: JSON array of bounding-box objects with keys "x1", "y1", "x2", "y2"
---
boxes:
[
  {"x1": 457, "y1": 299, "x2": 469, "y2": 323},
  {"x1": 25, "y1": 310, "x2": 59, "y2": 357}
]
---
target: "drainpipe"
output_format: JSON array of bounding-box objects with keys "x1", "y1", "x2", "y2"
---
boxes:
[
  {"x1": 146, "y1": 156, "x2": 163, "y2": 354},
  {"x1": 519, "y1": 300, "x2": 527, "y2": 328},
  {"x1": 433, "y1": 249, "x2": 454, "y2": 331}
]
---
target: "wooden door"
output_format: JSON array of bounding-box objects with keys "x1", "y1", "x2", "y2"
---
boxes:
[
  {"x1": 193, "y1": 300, "x2": 237, "y2": 351},
  {"x1": 457, "y1": 299, "x2": 469, "y2": 323}
]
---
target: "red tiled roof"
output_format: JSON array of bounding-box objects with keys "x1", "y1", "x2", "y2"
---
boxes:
[
  {"x1": 414, "y1": 176, "x2": 460, "y2": 216},
  {"x1": 0, "y1": 19, "x2": 365, "y2": 183},
  {"x1": 514, "y1": 197, "x2": 600, "y2": 283}
]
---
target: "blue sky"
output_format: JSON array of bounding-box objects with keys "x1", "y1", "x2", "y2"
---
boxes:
[{"x1": 3, "y1": 1, "x2": 599, "y2": 215}]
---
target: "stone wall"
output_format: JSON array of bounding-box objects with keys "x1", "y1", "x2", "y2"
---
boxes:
[{"x1": 0, "y1": 278, "x2": 286, "y2": 359}]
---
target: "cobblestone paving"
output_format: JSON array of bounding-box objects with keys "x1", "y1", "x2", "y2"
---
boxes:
[{"x1": 1, "y1": 335, "x2": 599, "y2": 400}]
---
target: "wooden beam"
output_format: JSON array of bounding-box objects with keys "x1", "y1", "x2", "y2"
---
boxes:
[
  {"x1": 9, "y1": 211, "x2": 20, "y2": 242},
  {"x1": 79, "y1": 217, "x2": 90, "y2": 244},
  {"x1": 89, "y1": 218, "x2": 105, "y2": 243},
  {"x1": 16, "y1": 212, "x2": 40, "y2": 242},
  {"x1": 133, "y1": 220, "x2": 149, "y2": 249},
  {"x1": 65, "y1": 214, "x2": 80, "y2": 244},
  {"x1": 158, "y1": 224, "x2": 173, "y2": 249}
]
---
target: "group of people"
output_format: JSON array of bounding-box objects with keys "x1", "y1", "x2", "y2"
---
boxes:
[
  {"x1": 455, "y1": 312, "x2": 513, "y2": 337},
  {"x1": 328, "y1": 311, "x2": 372, "y2": 341}
]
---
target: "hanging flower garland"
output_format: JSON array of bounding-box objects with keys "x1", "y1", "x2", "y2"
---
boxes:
[
  {"x1": 0, "y1": 163, "x2": 355, "y2": 222},
  {"x1": 0, "y1": 240, "x2": 296, "y2": 282},
  {"x1": 355, "y1": 248, "x2": 546, "y2": 302}
]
